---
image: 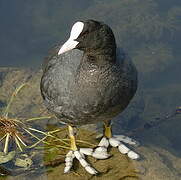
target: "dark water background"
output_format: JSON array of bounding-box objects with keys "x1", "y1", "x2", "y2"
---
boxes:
[
  {"x1": 0, "y1": 0, "x2": 181, "y2": 178},
  {"x1": 0, "y1": 0, "x2": 181, "y2": 147},
  {"x1": 0, "y1": 0, "x2": 180, "y2": 98}
]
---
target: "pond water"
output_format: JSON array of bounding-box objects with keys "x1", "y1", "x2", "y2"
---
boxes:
[{"x1": 0, "y1": 0, "x2": 181, "y2": 179}]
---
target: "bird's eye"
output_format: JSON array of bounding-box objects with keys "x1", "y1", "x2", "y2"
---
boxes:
[{"x1": 80, "y1": 30, "x2": 89, "y2": 37}]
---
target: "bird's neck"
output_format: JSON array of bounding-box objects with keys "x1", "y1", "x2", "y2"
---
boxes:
[{"x1": 84, "y1": 47, "x2": 116, "y2": 65}]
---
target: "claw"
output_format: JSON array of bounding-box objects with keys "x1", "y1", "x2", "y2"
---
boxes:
[
  {"x1": 64, "y1": 166, "x2": 72, "y2": 174},
  {"x1": 79, "y1": 158, "x2": 89, "y2": 167},
  {"x1": 127, "y1": 151, "x2": 140, "y2": 159},
  {"x1": 80, "y1": 148, "x2": 93, "y2": 156},
  {"x1": 64, "y1": 150, "x2": 74, "y2": 173},
  {"x1": 64, "y1": 150, "x2": 98, "y2": 175},
  {"x1": 92, "y1": 151, "x2": 110, "y2": 159},
  {"x1": 109, "y1": 137, "x2": 120, "y2": 147},
  {"x1": 94, "y1": 146, "x2": 107, "y2": 154},
  {"x1": 114, "y1": 135, "x2": 139, "y2": 146},
  {"x1": 98, "y1": 137, "x2": 109, "y2": 147},
  {"x1": 96, "y1": 135, "x2": 140, "y2": 160},
  {"x1": 81, "y1": 146, "x2": 110, "y2": 160},
  {"x1": 118, "y1": 143, "x2": 130, "y2": 154},
  {"x1": 75, "y1": 150, "x2": 98, "y2": 174},
  {"x1": 85, "y1": 166, "x2": 98, "y2": 175}
]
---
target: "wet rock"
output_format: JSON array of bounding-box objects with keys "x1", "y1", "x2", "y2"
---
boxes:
[
  {"x1": 0, "y1": 67, "x2": 181, "y2": 180},
  {"x1": 0, "y1": 151, "x2": 16, "y2": 164}
]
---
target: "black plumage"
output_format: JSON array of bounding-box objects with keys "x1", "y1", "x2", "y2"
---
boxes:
[{"x1": 40, "y1": 20, "x2": 137, "y2": 126}]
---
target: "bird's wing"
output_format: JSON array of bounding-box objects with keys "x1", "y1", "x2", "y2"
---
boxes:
[
  {"x1": 40, "y1": 47, "x2": 84, "y2": 114},
  {"x1": 116, "y1": 47, "x2": 138, "y2": 96},
  {"x1": 42, "y1": 45, "x2": 83, "y2": 73}
]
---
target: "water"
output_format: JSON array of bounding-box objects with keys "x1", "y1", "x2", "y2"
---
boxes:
[{"x1": 0, "y1": 0, "x2": 181, "y2": 179}]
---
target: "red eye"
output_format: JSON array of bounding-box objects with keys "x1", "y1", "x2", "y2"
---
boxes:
[{"x1": 81, "y1": 30, "x2": 89, "y2": 37}]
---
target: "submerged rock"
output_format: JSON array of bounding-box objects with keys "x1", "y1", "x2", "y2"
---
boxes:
[{"x1": 0, "y1": 151, "x2": 15, "y2": 164}]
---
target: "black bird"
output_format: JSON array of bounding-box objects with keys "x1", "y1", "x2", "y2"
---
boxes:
[{"x1": 40, "y1": 20, "x2": 139, "y2": 174}]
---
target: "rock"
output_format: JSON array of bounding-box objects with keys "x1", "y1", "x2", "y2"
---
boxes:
[
  {"x1": 0, "y1": 67, "x2": 53, "y2": 127},
  {"x1": 0, "y1": 67, "x2": 181, "y2": 180},
  {"x1": 0, "y1": 151, "x2": 16, "y2": 164}
]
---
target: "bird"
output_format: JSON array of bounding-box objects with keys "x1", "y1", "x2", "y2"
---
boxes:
[{"x1": 40, "y1": 19, "x2": 139, "y2": 174}]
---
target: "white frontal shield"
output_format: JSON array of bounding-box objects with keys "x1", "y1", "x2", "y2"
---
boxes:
[{"x1": 58, "y1": 22, "x2": 84, "y2": 55}]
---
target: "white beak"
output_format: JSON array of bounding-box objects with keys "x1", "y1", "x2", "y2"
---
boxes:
[{"x1": 58, "y1": 39, "x2": 79, "y2": 55}]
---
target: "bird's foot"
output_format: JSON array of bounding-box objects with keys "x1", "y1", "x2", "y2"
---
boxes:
[
  {"x1": 64, "y1": 147, "x2": 111, "y2": 174},
  {"x1": 64, "y1": 149, "x2": 93, "y2": 174},
  {"x1": 64, "y1": 125, "x2": 111, "y2": 175},
  {"x1": 95, "y1": 135, "x2": 140, "y2": 160}
]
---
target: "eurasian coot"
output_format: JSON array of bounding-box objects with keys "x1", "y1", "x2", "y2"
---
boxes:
[{"x1": 40, "y1": 20, "x2": 139, "y2": 174}]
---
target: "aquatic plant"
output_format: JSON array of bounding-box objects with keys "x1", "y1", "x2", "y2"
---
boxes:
[
  {"x1": 0, "y1": 83, "x2": 97, "y2": 172},
  {"x1": 0, "y1": 84, "x2": 52, "y2": 165}
]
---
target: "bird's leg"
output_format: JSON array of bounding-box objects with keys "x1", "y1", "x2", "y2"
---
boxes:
[
  {"x1": 96, "y1": 120, "x2": 140, "y2": 160},
  {"x1": 104, "y1": 120, "x2": 112, "y2": 138},
  {"x1": 64, "y1": 125, "x2": 98, "y2": 175},
  {"x1": 68, "y1": 125, "x2": 78, "y2": 151}
]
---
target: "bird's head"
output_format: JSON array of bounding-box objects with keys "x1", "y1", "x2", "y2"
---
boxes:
[{"x1": 58, "y1": 20, "x2": 116, "y2": 55}]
